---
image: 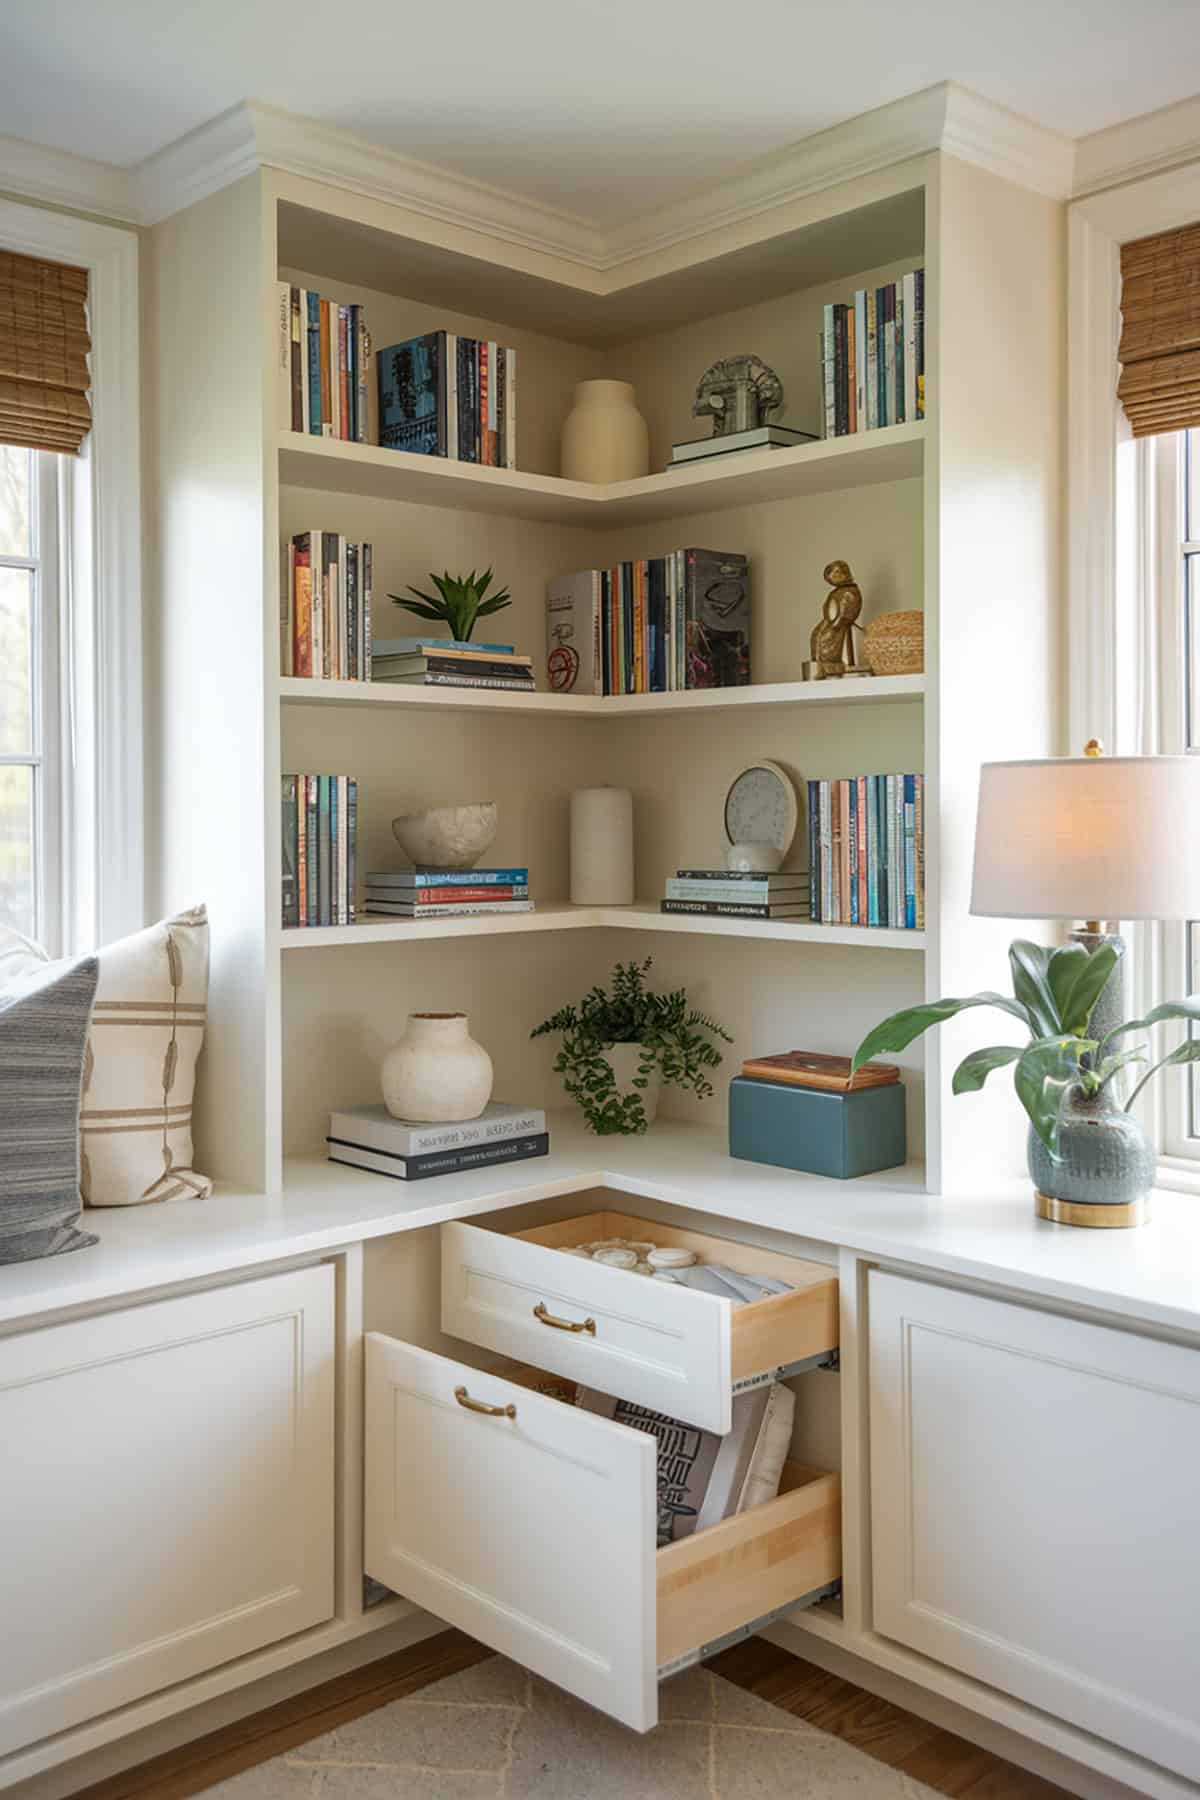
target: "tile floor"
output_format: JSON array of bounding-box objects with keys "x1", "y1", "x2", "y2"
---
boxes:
[{"x1": 202, "y1": 1656, "x2": 943, "y2": 1799}]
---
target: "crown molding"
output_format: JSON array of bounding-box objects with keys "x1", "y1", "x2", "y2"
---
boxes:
[
  {"x1": 1072, "y1": 94, "x2": 1200, "y2": 198},
  {"x1": 135, "y1": 103, "x2": 261, "y2": 226},
  {"x1": 0, "y1": 131, "x2": 137, "y2": 224},
  {"x1": 939, "y1": 82, "x2": 1075, "y2": 200}
]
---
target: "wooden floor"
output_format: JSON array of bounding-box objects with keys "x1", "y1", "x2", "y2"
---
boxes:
[{"x1": 70, "y1": 1631, "x2": 1074, "y2": 1800}]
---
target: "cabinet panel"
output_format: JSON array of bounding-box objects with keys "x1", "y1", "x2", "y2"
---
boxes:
[
  {"x1": 869, "y1": 1270, "x2": 1200, "y2": 1780},
  {"x1": 0, "y1": 1265, "x2": 335, "y2": 1756}
]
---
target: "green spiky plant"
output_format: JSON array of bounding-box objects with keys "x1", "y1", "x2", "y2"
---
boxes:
[
  {"x1": 389, "y1": 567, "x2": 512, "y2": 642},
  {"x1": 851, "y1": 938, "x2": 1200, "y2": 1157},
  {"x1": 532, "y1": 957, "x2": 732, "y2": 1135}
]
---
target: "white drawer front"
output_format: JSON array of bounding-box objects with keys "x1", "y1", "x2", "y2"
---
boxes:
[
  {"x1": 364, "y1": 1335, "x2": 657, "y2": 1730},
  {"x1": 441, "y1": 1221, "x2": 733, "y2": 1431}
]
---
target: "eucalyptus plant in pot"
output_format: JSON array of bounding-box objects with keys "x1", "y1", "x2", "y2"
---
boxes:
[
  {"x1": 532, "y1": 957, "x2": 732, "y2": 1135},
  {"x1": 852, "y1": 939, "x2": 1200, "y2": 1222}
]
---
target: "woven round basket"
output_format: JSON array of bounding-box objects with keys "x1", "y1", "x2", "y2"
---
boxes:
[{"x1": 863, "y1": 609, "x2": 924, "y2": 676}]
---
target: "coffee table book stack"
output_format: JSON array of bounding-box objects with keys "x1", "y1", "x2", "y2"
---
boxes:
[
  {"x1": 729, "y1": 1051, "x2": 906, "y2": 1179},
  {"x1": 660, "y1": 870, "x2": 810, "y2": 921},
  {"x1": 364, "y1": 868, "x2": 533, "y2": 920},
  {"x1": 370, "y1": 637, "x2": 536, "y2": 693},
  {"x1": 326, "y1": 1100, "x2": 548, "y2": 1181}
]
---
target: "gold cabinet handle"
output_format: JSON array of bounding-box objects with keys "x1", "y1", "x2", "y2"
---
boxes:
[
  {"x1": 454, "y1": 1384, "x2": 516, "y2": 1420},
  {"x1": 533, "y1": 1301, "x2": 596, "y2": 1335}
]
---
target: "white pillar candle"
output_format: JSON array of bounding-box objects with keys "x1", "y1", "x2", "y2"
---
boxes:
[{"x1": 570, "y1": 787, "x2": 634, "y2": 904}]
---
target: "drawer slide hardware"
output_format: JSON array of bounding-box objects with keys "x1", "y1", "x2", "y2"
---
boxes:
[
  {"x1": 454, "y1": 1385, "x2": 517, "y2": 1420},
  {"x1": 731, "y1": 1348, "x2": 839, "y2": 1396},
  {"x1": 657, "y1": 1580, "x2": 842, "y2": 1680},
  {"x1": 533, "y1": 1301, "x2": 597, "y2": 1335}
]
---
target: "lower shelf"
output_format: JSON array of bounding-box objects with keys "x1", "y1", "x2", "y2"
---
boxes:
[{"x1": 279, "y1": 901, "x2": 925, "y2": 951}]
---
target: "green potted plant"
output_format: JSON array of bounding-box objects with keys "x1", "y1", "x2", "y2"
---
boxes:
[
  {"x1": 532, "y1": 957, "x2": 732, "y2": 1135},
  {"x1": 389, "y1": 567, "x2": 512, "y2": 642},
  {"x1": 852, "y1": 939, "x2": 1200, "y2": 1220}
]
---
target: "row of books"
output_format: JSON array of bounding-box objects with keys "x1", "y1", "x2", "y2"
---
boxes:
[
  {"x1": 364, "y1": 867, "x2": 534, "y2": 920},
  {"x1": 821, "y1": 268, "x2": 925, "y2": 438},
  {"x1": 807, "y1": 775, "x2": 924, "y2": 929},
  {"x1": 378, "y1": 331, "x2": 516, "y2": 466},
  {"x1": 660, "y1": 869, "x2": 811, "y2": 921},
  {"x1": 328, "y1": 1100, "x2": 548, "y2": 1182},
  {"x1": 545, "y1": 548, "x2": 750, "y2": 696},
  {"x1": 282, "y1": 532, "x2": 373, "y2": 681},
  {"x1": 371, "y1": 638, "x2": 535, "y2": 693},
  {"x1": 282, "y1": 775, "x2": 358, "y2": 929},
  {"x1": 279, "y1": 285, "x2": 370, "y2": 441}
]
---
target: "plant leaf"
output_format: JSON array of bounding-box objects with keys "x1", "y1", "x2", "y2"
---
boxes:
[
  {"x1": 475, "y1": 595, "x2": 513, "y2": 615},
  {"x1": 1045, "y1": 944, "x2": 1088, "y2": 1026},
  {"x1": 1091, "y1": 1046, "x2": 1147, "y2": 1092},
  {"x1": 394, "y1": 598, "x2": 447, "y2": 621},
  {"x1": 1008, "y1": 941, "x2": 1059, "y2": 1037},
  {"x1": 1051, "y1": 943, "x2": 1120, "y2": 1035},
  {"x1": 1101, "y1": 995, "x2": 1200, "y2": 1050},
  {"x1": 952, "y1": 1045, "x2": 1023, "y2": 1095},
  {"x1": 851, "y1": 992, "x2": 1031, "y2": 1074},
  {"x1": 1125, "y1": 1036, "x2": 1200, "y2": 1112},
  {"x1": 1014, "y1": 1036, "x2": 1086, "y2": 1155}
]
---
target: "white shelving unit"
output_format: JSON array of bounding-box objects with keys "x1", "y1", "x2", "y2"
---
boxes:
[{"x1": 148, "y1": 150, "x2": 1063, "y2": 1199}]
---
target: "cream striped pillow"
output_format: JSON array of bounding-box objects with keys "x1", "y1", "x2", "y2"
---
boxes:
[{"x1": 80, "y1": 905, "x2": 212, "y2": 1206}]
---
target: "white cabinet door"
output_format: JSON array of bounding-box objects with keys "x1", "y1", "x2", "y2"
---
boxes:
[
  {"x1": 869, "y1": 1269, "x2": 1200, "y2": 1780},
  {"x1": 0, "y1": 1265, "x2": 335, "y2": 1756}
]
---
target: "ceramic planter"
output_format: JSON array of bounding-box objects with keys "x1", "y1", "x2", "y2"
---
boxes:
[
  {"x1": 560, "y1": 380, "x2": 650, "y2": 483},
  {"x1": 1027, "y1": 1084, "x2": 1155, "y2": 1227},
  {"x1": 381, "y1": 1012, "x2": 494, "y2": 1122}
]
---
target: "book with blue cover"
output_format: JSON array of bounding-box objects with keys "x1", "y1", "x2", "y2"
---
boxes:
[{"x1": 378, "y1": 332, "x2": 446, "y2": 456}]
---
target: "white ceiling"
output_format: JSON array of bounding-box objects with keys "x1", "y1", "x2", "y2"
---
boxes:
[{"x1": 2, "y1": 0, "x2": 1198, "y2": 223}]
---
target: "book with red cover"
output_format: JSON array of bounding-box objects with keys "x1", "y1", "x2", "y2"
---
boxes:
[{"x1": 739, "y1": 1051, "x2": 899, "y2": 1092}]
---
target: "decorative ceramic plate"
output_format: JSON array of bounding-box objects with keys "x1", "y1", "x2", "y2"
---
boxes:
[{"x1": 723, "y1": 759, "x2": 798, "y2": 859}]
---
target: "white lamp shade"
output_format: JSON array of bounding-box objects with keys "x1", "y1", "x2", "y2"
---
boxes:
[{"x1": 971, "y1": 755, "x2": 1200, "y2": 920}]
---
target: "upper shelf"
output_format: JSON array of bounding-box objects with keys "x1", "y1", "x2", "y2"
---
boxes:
[
  {"x1": 275, "y1": 672, "x2": 924, "y2": 716},
  {"x1": 277, "y1": 421, "x2": 925, "y2": 528}
]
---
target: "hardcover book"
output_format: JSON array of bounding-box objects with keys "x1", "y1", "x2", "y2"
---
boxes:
[
  {"x1": 328, "y1": 1099, "x2": 546, "y2": 1156},
  {"x1": 682, "y1": 547, "x2": 750, "y2": 689},
  {"x1": 377, "y1": 332, "x2": 446, "y2": 456}
]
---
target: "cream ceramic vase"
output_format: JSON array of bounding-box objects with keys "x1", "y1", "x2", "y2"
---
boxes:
[
  {"x1": 560, "y1": 380, "x2": 650, "y2": 483},
  {"x1": 381, "y1": 1012, "x2": 493, "y2": 1122},
  {"x1": 602, "y1": 1042, "x2": 661, "y2": 1125}
]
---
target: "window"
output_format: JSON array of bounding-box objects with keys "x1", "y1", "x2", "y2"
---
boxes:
[{"x1": 0, "y1": 443, "x2": 61, "y2": 950}]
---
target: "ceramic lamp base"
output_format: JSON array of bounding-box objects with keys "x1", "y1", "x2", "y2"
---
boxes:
[{"x1": 1035, "y1": 1191, "x2": 1150, "y2": 1229}]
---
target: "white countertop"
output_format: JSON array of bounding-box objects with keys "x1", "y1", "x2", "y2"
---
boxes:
[{"x1": 3, "y1": 1113, "x2": 1198, "y2": 1336}]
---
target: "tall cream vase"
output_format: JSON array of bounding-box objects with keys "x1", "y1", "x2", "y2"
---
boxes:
[
  {"x1": 560, "y1": 380, "x2": 650, "y2": 483},
  {"x1": 381, "y1": 1012, "x2": 493, "y2": 1122}
]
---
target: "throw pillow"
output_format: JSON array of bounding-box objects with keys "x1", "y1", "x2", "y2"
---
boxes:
[
  {"x1": 80, "y1": 905, "x2": 212, "y2": 1206},
  {"x1": 0, "y1": 949, "x2": 100, "y2": 1262}
]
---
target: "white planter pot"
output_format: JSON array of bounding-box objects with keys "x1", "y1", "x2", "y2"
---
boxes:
[
  {"x1": 381, "y1": 1012, "x2": 494, "y2": 1122},
  {"x1": 560, "y1": 380, "x2": 650, "y2": 483},
  {"x1": 602, "y1": 1042, "x2": 661, "y2": 1125}
]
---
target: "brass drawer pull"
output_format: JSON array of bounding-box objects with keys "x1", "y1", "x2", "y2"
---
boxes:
[
  {"x1": 534, "y1": 1301, "x2": 596, "y2": 1335},
  {"x1": 454, "y1": 1385, "x2": 516, "y2": 1420}
]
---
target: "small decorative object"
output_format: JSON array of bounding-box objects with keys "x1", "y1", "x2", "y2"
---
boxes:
[
  {"x1": 391, "y1": 802, "x2": 498, "y2": 870},
  {"x1": 570, "y1": 787, "x2": 634, "y2": 904},
  {"x1": 531, "y1": 957, "x2": 731, "y2": 1135},
  {"x1": 381, "y1": 1012, "x2": 494, "y2": 1123},
  {"x1": 693, "y1": 355, "x2": 783, "y2": 437},
  {"x1": 389, "y1": 568, "x2": 511, "y2": 643},
  {"x1": 802, "y1": 561, "x2": 868, "y2": 679},
  {"x1": 560, "y1": 380, "x2": 650, "y2": 483},
  {"x1": 723, "y1": 759, "x2": 798, "y2": 872},
  {"x1": 863, "y1": 608, "x2": 924, "y2": 676},
  {"x1": 730, "y1": 1068, "x2": 906, "y2": 1180}
]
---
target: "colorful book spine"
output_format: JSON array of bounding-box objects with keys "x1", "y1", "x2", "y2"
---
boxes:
[
  {"x1": 283, "y1": 534, "x2": 372, "y2": 681},
  {"x1": 804, "y1": 774, "x2": 924, "y2": 931},
  {"x1": 283, "y1": 772, "x2": 358, "y2": 929}
]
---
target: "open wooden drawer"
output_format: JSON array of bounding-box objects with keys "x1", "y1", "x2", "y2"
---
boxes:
[
  {"x1": 364, "y1": 1333, "x2": 841, "y2": 1732},
  {"x1": 441, "y1": 1210, "x2": 839, "y2": 1433}
]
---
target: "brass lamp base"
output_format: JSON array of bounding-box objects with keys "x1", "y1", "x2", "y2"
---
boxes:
[{"x1": 1035, "y1": 1192, "x2": 1150, "y2": 1229}]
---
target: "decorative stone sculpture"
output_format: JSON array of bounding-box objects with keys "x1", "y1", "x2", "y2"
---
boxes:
[
  {"x1": 693, "y1": 355, "x2": 783, "y2": 437},
  {"x1": 802, "y1": 560, "x2": 869, "y2": 679}
]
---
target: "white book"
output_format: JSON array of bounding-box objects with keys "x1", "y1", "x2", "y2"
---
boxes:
[
  {"x1": 364, "y1": 899, "x2": 535, "y2": 916},
  {"x1": 854, "y1": 290, "x2": 867, "y2": 434},
  {"x1": 505, "y1": 347, "x2": 517, "y2": 469},
  {"x1": 277, "y1": 282, "x2": 292, "y2": 428},
  {"x1": 903, "y1": 272, "x2": 917, "y2": 425},
  {"x1": 329, "y1": 1100, "x2": 547, "y2": 1157},
  {"x1": 546, "y1": 569, "x2": 600, "y2": 695},
  {"x1": 446, "y1": 331, "x2": 458, "y2": 460},
  {"x1": 309, "y1": 529, "x2": 324, "y2": 681},
  {"x1": 821, "y1": 304, "x2": 835, "y2": 439}
]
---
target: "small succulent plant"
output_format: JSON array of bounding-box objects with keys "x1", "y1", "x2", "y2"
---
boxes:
[{"x1": 390, "y1": 567, "x2": 512, "y2": 642}]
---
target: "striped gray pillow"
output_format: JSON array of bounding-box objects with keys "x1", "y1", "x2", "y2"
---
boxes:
[{"x1": 0, "y1": 952, "x2": 100, "y2": 1263}]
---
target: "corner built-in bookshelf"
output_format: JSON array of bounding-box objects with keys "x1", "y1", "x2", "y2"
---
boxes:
[{"x1": 149, "y1": 144, "x2": 1063, "y2": 1203}]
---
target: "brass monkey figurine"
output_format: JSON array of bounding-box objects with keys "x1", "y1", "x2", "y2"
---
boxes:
[{"x1": 802, "y1": 560, "x2": 869, "y2": 679}]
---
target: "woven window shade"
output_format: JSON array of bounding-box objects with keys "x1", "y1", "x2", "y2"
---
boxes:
[
  {"x1": 1118, "y1": 222, "x2": 1200, "y2": 439},
  {"x1": 0, "y1": 251, "x2": 91, "y2": 455}
]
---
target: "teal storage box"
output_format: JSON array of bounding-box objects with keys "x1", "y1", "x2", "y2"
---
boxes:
[{"x1": 729, "y1": 1075, "x2": 906, "y2": 1179}]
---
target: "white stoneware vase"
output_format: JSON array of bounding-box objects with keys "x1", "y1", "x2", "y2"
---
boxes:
[
  {"x1": 560, "y1": 380, "x2": 650, "y2": 483},
  {"x1": 602, "y1": 1042, "x2": 661, "y2": 1125},
  {"x1": 381, "y1": 1012, "x2": 494, "y2": 1122}
]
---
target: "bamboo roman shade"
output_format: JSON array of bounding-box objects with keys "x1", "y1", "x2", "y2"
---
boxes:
[
  {"x1": 0, "y1": 251, "x2": 91, "y2": 455},
  {"x1": 1118, "y1": 222, "x2": 1200, "y2": 438}
]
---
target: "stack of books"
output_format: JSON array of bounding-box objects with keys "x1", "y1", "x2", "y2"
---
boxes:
[
  {"x1": 545, "y1": 548, "x2": 749, "y2": 696},
  {"x1": 278, "y1": 285, "x2": 369, "y2": 440},
  {"x1": 660, "y1": 869, "x2": 810, "y2": 921},
  {"x1": 820, "y1": 267, "x2": 925, "y2": 438},
  {"x1": 377, "y1": 331, "x2": 516, "y2": 466},
  {"x1": 281, "y1": 775, "x2": 357, "y2": 928},
  {"x1": 668, "y1": 424, "x2": 816, "y2": 468},
  {"x1": 364, "y1": 867, "x2": 533, "y2": 921},
  {"x1": 370, "y1": 638, "x2": 535, "y2": 693},
  {"x1": 282, "y1": 532, "x2": 373, "y2": 679},
  {"x1": 807, "y1": 774, "x2": 924, "y2": 929},
  {"x1": 327, "y1": 1100, "x2": 548, "y2": 1182}
]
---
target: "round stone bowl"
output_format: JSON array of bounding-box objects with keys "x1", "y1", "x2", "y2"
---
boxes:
[{"x1": 391, "y1": 802, "x2": 498, "y2": 871}]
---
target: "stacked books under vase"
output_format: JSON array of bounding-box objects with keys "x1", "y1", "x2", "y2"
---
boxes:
[
  {"x1": 668, "y1": 424, "x2": 816, "y2": 469},
  {"x1": 328, "y1": 1101, "x2": 548, "y2": 1182},
  {"x1": 371, "y1": 638, "x2": 535, "y2": 694},
  {"x1": 364, "y1": 867, "x2": 534, "y2": 922},
  {"x1": 660, "y1": 869, "x2": 810, "y2": 922}
]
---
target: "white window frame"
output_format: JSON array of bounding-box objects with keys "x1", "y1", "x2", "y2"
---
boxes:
[{"x1": 0, "y1": 197, "x2": 142, "y2": 948}]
